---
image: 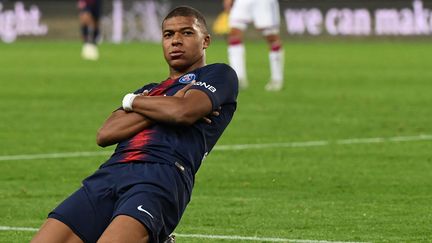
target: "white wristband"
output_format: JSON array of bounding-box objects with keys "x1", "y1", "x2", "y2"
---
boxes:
[{"x1": 122, "y1": 93, "x2": 138, "y2": 112}]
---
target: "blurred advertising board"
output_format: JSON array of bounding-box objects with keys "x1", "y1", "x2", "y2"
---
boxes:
[
  {"x1": 1, "y1": 0, "x2": 431, "y2": 43},
  {"x1": 282, "y1": 0, "x2": 432, "y2": 37}
]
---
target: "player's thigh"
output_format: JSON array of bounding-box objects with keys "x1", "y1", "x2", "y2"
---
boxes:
[
  {"x1": 112, "y1": 162, "x2": 191, "y2": 242},
  {"x1": 229, "y1": 0, "x2": 253, "y2": 30},
  {"x1": 31, "y1": 218, "x2": 83, "y2": 243},
  {"x1": 252, "y1": 0, "x2": 281, "y2": 30},
  {"x1": 97, "y1": 215, "x2": 149, "y2": 243}
]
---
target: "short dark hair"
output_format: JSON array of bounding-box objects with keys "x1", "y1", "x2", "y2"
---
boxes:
[{"x1": 162, "y1": 6, "x2": 208, "y2": 34}]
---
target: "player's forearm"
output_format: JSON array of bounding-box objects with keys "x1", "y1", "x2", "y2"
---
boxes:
[
  {"x1": 130, "y1": 96, "x2": 198, "y2": 125},
  {"x1": 97, "y1": 110, "x2": 153, "y2": 147},
  {"x1": 121, "y1": 87, "x2": 212, "y2": 126}
]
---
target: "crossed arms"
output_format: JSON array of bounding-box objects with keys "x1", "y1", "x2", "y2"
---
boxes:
[{"x1": 96, "y1": 83, "x2": 214, "y2": 147}]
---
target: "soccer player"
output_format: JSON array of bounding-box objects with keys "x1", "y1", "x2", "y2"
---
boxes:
[
  {"x1": 31, "y1": 6, "x2": 238, "y2": 243},
  {"x1": 78, "y1": 0, "x2": 102, "y2": 60},
  {"x1": 224, "y1": 0, "x2": 284, "y2": 91}
]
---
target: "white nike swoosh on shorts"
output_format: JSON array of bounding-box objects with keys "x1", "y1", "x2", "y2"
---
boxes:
[{"x1": 137, "y1": 205, "x2": 154, "y2": 219}]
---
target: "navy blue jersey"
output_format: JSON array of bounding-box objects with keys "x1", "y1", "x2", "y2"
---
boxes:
[{"x1": 102, "y1": 63, "x2": 238, "y2": 176}]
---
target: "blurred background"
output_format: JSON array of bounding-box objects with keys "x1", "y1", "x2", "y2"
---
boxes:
[{"x1": 2, "y1": 0, "x2": 432, "y2": 43}]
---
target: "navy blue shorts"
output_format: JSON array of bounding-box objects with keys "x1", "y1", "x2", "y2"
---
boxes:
[{"x1": 49, "y1": 162, "x2": 192, "y2": 243}]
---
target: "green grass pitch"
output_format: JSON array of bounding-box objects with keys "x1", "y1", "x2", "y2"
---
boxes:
[{"x1": 0, "y1": 39, "x2": 432, "y2": 242}]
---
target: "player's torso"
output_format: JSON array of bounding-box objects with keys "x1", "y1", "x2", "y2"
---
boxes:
[{"x1": 104, "y1": 64, "x2": 237, "y2": 174}]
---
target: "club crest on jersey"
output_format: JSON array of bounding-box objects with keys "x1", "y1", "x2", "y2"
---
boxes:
[{"x1": 179, "y1": 73, "x2": 196, "y2": 84}]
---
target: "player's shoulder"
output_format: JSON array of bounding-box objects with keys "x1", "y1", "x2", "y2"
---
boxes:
[
  {"x1": 200, "y1": 63, "x2": 236, "y2": 75},
  {"x1": 144, "y1": 82, "x2": 159, "y2": 88},
  {"x1": 199, "y1": 64, "x2": 239, "y2": 87},
  {"x1": 135, "y1": 82, "x2": 158, "y2": 93},
  {"x1": 199, "y1": 63, "x2": 235, "y2": 76},
  {"x1": 204, "y1": 63, "x2": 233, "y2": 71}
]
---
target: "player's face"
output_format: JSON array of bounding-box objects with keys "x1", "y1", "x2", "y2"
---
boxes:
[{"x1": 162, "y1": 16, "x2": 210, "y2": 74}]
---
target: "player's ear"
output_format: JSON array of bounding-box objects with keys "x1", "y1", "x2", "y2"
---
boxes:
[{"x1": 203, "y1": 34, "x2": 211, "y2": 49}]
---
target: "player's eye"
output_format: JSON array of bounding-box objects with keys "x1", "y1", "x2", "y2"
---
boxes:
[
  {"x1": 163, "y1": 32, "x2": 173, "y2": 38},
  {"x1": 183, "y1": 31, "x2": 194, "y2": 36}
]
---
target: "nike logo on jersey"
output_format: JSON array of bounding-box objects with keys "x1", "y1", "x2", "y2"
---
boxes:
[{"x1": 137, "y1": 205, "x2": 154, "y2": 219}]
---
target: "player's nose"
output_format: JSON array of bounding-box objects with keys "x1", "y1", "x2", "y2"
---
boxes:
[{"x1": 172, "y1": 32, "x2": 183, "y2": 45}]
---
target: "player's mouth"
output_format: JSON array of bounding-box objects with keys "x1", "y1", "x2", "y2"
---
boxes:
[{"x1": 169, "y1": 50, "x2": 184, "y2": 59}]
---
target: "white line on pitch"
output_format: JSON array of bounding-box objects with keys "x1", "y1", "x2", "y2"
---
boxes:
[
  {"x1": 0, "y1": 226, "x2": 37, "y2": 232},
  {"x1": 0, "y1": 226, "x2": 368, "y2": 243},
  {"x1": 0, "y1": 151, "x2": 112, "y2": 161},
  {"x1": 174, "y1": 233, "x2": 368, "y2": 243},
  {"x1": 0, "y1": 134, "x2": 431, "y2": 162}
]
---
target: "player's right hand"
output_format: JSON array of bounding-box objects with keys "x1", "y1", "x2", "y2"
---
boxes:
[{"x1": 174, "y1": 80, "x2": 195, "y2": 97}]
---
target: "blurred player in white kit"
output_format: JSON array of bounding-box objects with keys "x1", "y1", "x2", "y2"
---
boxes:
[{"x1": 223, "y1": 0, "x2": 284, "y2": 91}]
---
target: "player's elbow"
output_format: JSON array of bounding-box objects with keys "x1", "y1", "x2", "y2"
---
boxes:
[
  {"x1": 96, "y1": 136, "x2": 108, "y2": 147},
  {"x1": 96, "y1": 129, "x2": 113, "y2": 147}
]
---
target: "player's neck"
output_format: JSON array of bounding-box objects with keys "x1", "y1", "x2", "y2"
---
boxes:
[{"x1": 169, "y1": 58, "x2": 206, "y2": 79}]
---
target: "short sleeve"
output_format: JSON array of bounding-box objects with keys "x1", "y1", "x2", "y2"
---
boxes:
[{"x1": 190, "y1": 64, "x2": 239, "y2": 110}]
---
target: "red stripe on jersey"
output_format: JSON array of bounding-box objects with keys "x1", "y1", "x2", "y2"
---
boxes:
[
  {"x1": 123, "y1": 129, "x2": 155, "y2": 161},
  {"x1": 122, "y1": 150, "x2": 146, "y2": 162},
  {"x1": 121, "y1": 78, "x2": 175, "y2": 162},
  {"x1": 149, "y1": 78, "x2": 176, "y2": 96}
]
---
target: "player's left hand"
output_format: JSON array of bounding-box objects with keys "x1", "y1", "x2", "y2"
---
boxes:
[
  {"x1": 202, "y1": 106, "x2": 221, "y2": 124},
  {"x1": 139, "y1": 90, "x2": 150, "y2": 96}
]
